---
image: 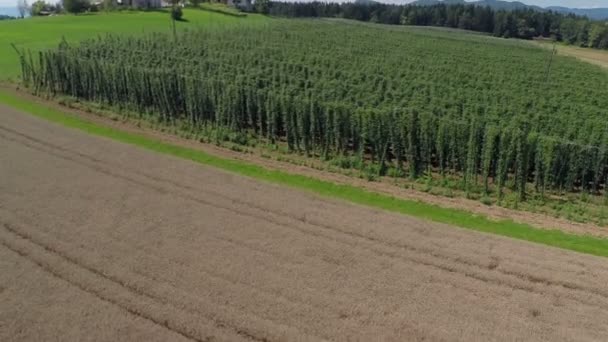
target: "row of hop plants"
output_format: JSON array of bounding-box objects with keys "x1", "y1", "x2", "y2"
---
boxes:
[{"x1": 18, "y1": 21, "x2": 608, "y2": 201}]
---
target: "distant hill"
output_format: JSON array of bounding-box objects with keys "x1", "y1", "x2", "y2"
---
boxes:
[
  {"x1": 410, "y1": 0, "x2": 608, "y2": 20},
  {"x1": 354, "y1": 0, "x2": 382, "y2": 5},
  {"x1": 547, "y1": 6, "x2": 608, "y2": 21},
  {"x1": 410, "y1": 0, "x2": 466, "y2": 6},
  {"x1": 411, "y1": 0, "x2": 540, "y2": 11},
  {"x1": 476, "y1": 0, "x2": 541, "y2": 11}
]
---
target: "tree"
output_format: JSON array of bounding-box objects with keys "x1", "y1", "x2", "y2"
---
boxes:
[
  {"x1": 62, "y1": 0, "x2": 89, "y2": 13},
  {"x1": 30, "y1": 0, "x2": 48, "y2": 15},
  {"x1": 255, "y1": 0, "x2": 269, "y2": 15},
  {"x1": 559, "y1": 17, "x2": 580, "y2": 45},
  {"x1": 167, "y1": 0, "x2": 183, "y2": 39},
  {"x1": 17, "y1": 0, "x2": 29, "y2": 18},
  {"x1": 171, "y1": 6, "x2": 183, "y2": 21},
  {"x1": 576, "y1": 21, "x2": 590, "y2": 47},
  {"x1": 589, "y1": 23, "x2": 608, "y2": 49},
  {"x1": 189, "y1": 0, "x2": 201, "y2": 8}
]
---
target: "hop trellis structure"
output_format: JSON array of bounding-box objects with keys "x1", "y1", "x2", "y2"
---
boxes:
[{"x1": 19, "y1": 21, "x2": 608, "y2": 201}]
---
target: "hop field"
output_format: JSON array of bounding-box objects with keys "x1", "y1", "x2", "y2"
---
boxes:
[{"x1": 19, "y1": 20, "x2": 608, "y2": 201}]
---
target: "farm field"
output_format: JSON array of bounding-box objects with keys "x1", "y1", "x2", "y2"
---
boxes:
[
  {"x1": 21, "y1": 18, "x2": 608, "y2": 225},
  {"x1": 0, "y1": 8, "x2": 268, "y2": 80},
  {"x1": 3, "y1": 104, "x2": 608, "y2": 341},
  {"x1": 535, "y1": 40, "x2": 608, "y2": 70},
  {"x1": 3, "y1": 11, "x2": 608, "y2": 340}
]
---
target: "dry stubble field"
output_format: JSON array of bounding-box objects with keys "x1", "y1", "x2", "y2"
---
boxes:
[{"x1": 2, "y1": 105, "x2": 608, "y2": 341}]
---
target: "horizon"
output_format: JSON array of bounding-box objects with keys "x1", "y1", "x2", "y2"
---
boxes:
[{"x1": 1, "y1": 0, "x2": 607, "y2": 10}]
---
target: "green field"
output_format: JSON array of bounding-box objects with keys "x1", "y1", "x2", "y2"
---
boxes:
[
  {"x1": 0, "y1": 8, "x2": 268, "y2": 80},
  {"x1": 3, "y1": 10, "x2": 608, "y2": 255},
  {"x1": 23, "y1": 19, "x2": 608, "y2": 209},
  {"x1": 3, "y1": 90, "x2": 608, "y2": 258}
]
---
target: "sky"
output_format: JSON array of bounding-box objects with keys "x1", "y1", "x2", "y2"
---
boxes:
[
  {"x1": 396, "y1": 0, "x2": 608, "y2": 7},
  {"x1": 522, "y1": 0, "x2": 607, "y2": 8},
  {"x1": 1, "y1": 0, "x2": 606, "y2": 9}
]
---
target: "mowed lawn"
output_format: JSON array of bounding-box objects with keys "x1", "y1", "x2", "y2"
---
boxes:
[{"x1": 0, "y1": 8, "x2": 269, "y2": 80}]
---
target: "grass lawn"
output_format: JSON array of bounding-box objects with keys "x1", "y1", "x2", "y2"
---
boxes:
[{"x1": 0, "y1": 8, "x2": 269, "y2": 80}]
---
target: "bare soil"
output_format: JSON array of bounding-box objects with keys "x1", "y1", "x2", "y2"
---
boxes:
[
  {"x1": 5, "y1": 86, "x2": 607, "y2": 238},
  {"x1": 3, "y1": 104, "x2": 608, "y2": 341},
  {"x1": 535, "y1": 41, "x2": 608, "y2": 70}
]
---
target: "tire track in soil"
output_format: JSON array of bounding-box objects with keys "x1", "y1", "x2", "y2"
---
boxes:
[
  {"x1": 0, "y1": 214, "x2": 333, "y2": 342},
  {"x1": 4, "y1": 110, "x2": 608, "y2": 340},
  {"x1": 0, "y1": 221, "x2": 313, "y2": 342},
  {"x1": 0, "y1": 224, "x2": 226, "y2": 342},
  {"x1": 2, "y1": 124, "x2": 608, "y2": 313}
]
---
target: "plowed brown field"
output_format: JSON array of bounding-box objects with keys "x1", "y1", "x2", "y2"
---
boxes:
[{"x1": 2, "y1": 105, "x2": 608, "y2": 341}]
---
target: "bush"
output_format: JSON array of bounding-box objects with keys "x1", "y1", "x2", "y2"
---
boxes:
[
  {"x1": 171, "y1": 6, "x2": 183, "y2": 21},
  {"x1": 30, "y1": 0, "x2": 59, "y2": 16},
  {"x1": 480, "y1": 196, "x2": 493, "y2": 206},
  {"x1": 63, "y1": 0, "x2": 89, "y2": 13},
  {"x1": 30, "y1": 1, "x2": 45, "y2": 15},
  {"x1": 255, "y1": 0, "x2": 269, "y2": 14}
]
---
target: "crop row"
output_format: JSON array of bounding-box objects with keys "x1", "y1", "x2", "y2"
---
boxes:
[{"x1": 19, "y1": 21, "x2": 608, "y2": 200}]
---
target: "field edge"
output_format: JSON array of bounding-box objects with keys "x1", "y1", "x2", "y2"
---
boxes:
[{"x1": 2, "y1": 89, "x2": 608, "y2": 258}]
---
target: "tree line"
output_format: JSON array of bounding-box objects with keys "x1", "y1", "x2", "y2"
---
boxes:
[{"x1": 265, "y1": 2, "x2": 608, "y2": 49}]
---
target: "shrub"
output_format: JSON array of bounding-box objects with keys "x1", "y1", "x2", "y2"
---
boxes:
[
  {"x1": 63, "y1": 0, "x2": 89, "y2": 13},
  {"x1": 171, "y1": 6, "x2": 183, "y2": 21}
]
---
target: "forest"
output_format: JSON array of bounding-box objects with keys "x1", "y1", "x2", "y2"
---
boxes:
[
  {"x1": 266, "y1": 1, "x2": 608, "y2": 49},
  {"x1": 18, "y1": 21, "x2": 608, "y2": 202}
]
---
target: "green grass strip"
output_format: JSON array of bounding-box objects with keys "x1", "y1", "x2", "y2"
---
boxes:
[{"x1": 2, "y1": 90, "x2": 608, "y2": 257}]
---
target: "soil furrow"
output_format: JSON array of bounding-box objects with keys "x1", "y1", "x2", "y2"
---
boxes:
[
  {"x1": 1, "y1": 221, "x2": 309, "y2": 342},
  {"x1": 3, "y1": 106, "x2": 608, "y2": 341},
  {"x1": 3, "y1": 126, "x2": 608, "y2": 310},
  {"x1": 0, "y1": 226, "x2": 224, "y2": 342},
  {"x1": 0, "y1": 214, "x2": 334, "y2": 341}
]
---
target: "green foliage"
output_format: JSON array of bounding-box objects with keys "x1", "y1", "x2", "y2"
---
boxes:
[
  {"x1": 589, "y1": 23, "x2": 608, "y2": 49},
  {"x1": 19, "y1": 21, "x2": 608, "y2": 203},
  {"x1": 268, "y1": 2, "x2": 608, "y2": 50},
  {"x1": 480, "y1": 196, "x2": 493, "y2": 206},
  {"x1": 63, "y1": 0, "x2": 89, "y2": 13},
  {"x1": 30, "y1": 0, "x2": 58, "y2": 16},
  {"x1": 197, "y1": 3, "x2": 248, "y2": 17},
  {"x1": 102, "y1": 0, "x2": 117, "y2": 12},
  {"x1": 255, "y1": 0, "x2": 269, "y2": 14},
  {"x1": 4, "y1": 89, "x2": 608, "y2": 258},
  {"x1": 171, "y1": 6, "x2": 183, "y2": 21},
  {"x1": 30, "y1": 0, "x2": 45, "y2": 16},
  {"x1": 189, "y1": 0, "x2": 202, "y2": 7}
]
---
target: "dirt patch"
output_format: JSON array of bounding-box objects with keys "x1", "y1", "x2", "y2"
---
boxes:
[
  {"x1": 534, "y1": 41, "x2": 608, "y2": 70},
  {"x1": 2, "y1": 85, "x2": 606, "y2": 239},
  {"x1": 2, "y1": 101, "x2": 608, "y2": 341}
]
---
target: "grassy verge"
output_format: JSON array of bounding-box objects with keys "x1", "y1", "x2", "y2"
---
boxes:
[
  {"x1": 197, "y1": 4, "x2": 248, "y2": 17},
  {"x1": 534, "y1": 40, "x2": 608, "y2": 70},
  {"x1": 2, "y1": 90, "x2": 608, "y2": 257}
]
